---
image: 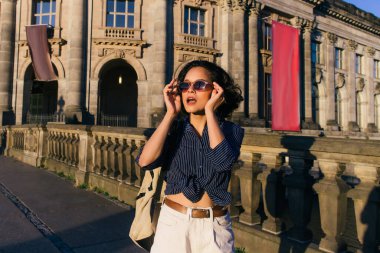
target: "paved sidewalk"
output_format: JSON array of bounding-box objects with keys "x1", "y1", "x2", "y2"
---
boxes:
[{"x1": 0, "y1": 156, "x2": 146, "y2": 253}]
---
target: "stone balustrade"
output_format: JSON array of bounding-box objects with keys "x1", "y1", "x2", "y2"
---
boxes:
[
  {"x1": 103, "y1": 27, "x2": 142, "y2": 40},
  {"x1": 3, "y1": 124, "x2": 380, "y2": 253},
  {"x1": 177, "y1": 33, "x2": 215, "y2": 48}
]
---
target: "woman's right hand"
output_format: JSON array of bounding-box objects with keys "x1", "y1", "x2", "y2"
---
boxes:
[{"x1": 163, "y1": 79, "x2": 181, "y2": 115}]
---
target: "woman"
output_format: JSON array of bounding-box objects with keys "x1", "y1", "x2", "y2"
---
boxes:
[{"x1": 136, "y1": 60, "x2": 244, "y2": 253}]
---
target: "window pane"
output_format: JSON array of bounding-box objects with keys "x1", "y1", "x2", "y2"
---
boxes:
[
  {"x1": 35, "y1": 16, "x2": 40, "y2": 25},
  {"x1": 190, "y1": 9, "x2": 198, "y2": 21},
  {"x1": 42, "y1": 0, "x2": 50, "y2": 13},
  {"x1": 42, "y1": 15, "x2": 49, "y2": 25},
  {"x1": 128, "y1": 0, "x2": 135, "y2": 13},
  {"x1": 116, "y1": 0, "x2": 126, "y2": 12},
  {"x1": 199, "y1": 24, "x2": 205, "y2": 36},
  {"x1": 184, "y1": 7, "x2": 189, "y2": 33},
  {"x1": 107, "y1": 0, "x2": 115, "y2": 12},
  {"x1": 199, "y1": 10, "x2": 205, "y2": 22},
  {"x1": 51, "y1": 15, "x2": 55, "y2": 26},
  {"x1": 52, "y1": 1, "x2": 56, "y2": 12},
  {"x1": 36, "y1": 2, "x2": 41, "y2": 14},
  {"x1": 116, "y1": 15, "x2": 125, "y2": 27},
  {"x1": 106, "y1": 14, "x2": 114, "y2": 26},
  {"x1": 127, "y1": 15, "x2": 134, "y2": 28},
  {"x1": 190, "y1": 23, "x2": 198, "y2": 35}
]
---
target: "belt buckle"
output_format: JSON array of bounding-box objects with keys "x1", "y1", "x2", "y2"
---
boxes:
[{"x1": 192, "y1": 208, "x2": 210, "y2": 218}]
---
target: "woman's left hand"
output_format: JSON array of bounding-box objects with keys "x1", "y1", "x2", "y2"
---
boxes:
[{"x1": 205, "y1": 82, "x2": 225, "y2": 113}]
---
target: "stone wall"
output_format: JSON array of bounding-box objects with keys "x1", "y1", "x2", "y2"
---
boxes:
[{"x1": 4, "y1": 124, "x2": 380, "y2": 253}]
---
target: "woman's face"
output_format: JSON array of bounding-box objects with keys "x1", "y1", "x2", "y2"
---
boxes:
[{"x1": 181, "y1": 67, "x2": 213, "y2": 115}]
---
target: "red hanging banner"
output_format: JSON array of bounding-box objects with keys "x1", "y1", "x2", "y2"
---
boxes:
[
  {"x1": 271, "y1": 21, "x2": 300, "y2": 131},
  {"x1": 26, "y1": 25, "x2": 57, "y2": 81}
]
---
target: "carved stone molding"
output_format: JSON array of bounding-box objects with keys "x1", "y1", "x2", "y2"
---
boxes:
[
  {"x1": 356, "y1": 77, "x2": 365, "y2": 92},
  {"x1": 326, "y1": 33, "x2": 338, "y2": 45},
  {"x1": 375, "y1": 82, "x2": 380, "y2": 95},
  {"x1": 218, "y1": 0, "x2": 232, "y2": 10},
  {"x1": 290, "y1": 16, "x2": 307, "y2": 29},
  {"x1": 335, "y1": 72, "x2": 345, "y2": 88},
  {"x1": 260, "y1": 49, "x2": 272, "y2": 67},
  {"x1": 312, "y1": 31, "x2": 323, "y2": 42},
  {"x1": 98, "y1": 48, "x2": 136, "y2": 58},
  {"x1": 248, "y1": 1, "x2": 262, "y2": 16},
  {"x1": 347, "y1": 40, "x2": 358, "y2": 52},
  {"x1": 231, "y1": 0, "x2": 248, "y2": 12},
  {"x1": 313, "y1": 67, "x2": 324, "y2": 84},
  {"x1": 366, "y1": 47, "x2": 376, "y2": 58}
]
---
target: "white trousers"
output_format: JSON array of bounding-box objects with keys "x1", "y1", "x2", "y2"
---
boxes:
[{"x1": 151, "y1": 203, "x2": 235, "y2": 253}]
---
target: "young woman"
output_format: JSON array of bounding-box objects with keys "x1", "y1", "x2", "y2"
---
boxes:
[{"x1": 136, "y1": 60, "x2": 244, "y2": 253}]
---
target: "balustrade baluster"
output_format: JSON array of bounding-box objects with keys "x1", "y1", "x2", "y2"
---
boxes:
[
  {"x1": 257, "y1": 153, "x2": 285, "y2": 234},
  {"x1": 108, "y1": 137, "x2": 118, "y2": 179},
  {"x1": 313, "y1": 159, "x2": 349, "y2": 252},
  {"x1": 116, "y1": 139, "x2": 126, "y2": 182},
  {"x1": 132, "y1": 140, "x2": 143, "y2": 187}
]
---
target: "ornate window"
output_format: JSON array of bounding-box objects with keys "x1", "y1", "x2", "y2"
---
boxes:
[
  {"x1": 356, "y1": 93, "x2": 364, "y2": 129},
  {"x1": 263, "y1": 23, "x2": 272, "y2": 51},
  {"x1": 335, "y1": 48, "x2": 343, "y2": 69},
  {"x1": 375, "y1": 96, "x2": 380, "y2": 129},
  {"x1": 312, "y1": 85, "x2": 320, "y2": 125},
  {"x1": 106, "y1": 0, "x2": 135, "y2": 28},
  {"x1": 183, "y1": 6, "x2": 205, "y2": 36},
  {"x1": 311, "y1": 42, "x2": 321, "y2": 65},
  {"x1": 356, "y1": 54, "x2": 363, "y2": 74},
  {"x1": 374, "y1": 60, "x2": 380, "y2": 79},
  {"x1": 335, "y1": 89, "x2": 342, "y2": 127},
  {"x1": 33, "y1": 0, "x2": 56, "y2": 26},
  {"x1": 264, "y1": 73, "x2": 272, "y2": 123}
]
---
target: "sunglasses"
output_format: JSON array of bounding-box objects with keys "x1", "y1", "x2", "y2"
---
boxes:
[{"x1": 177, "y1": 80, "x2": 213, "y2": 93}]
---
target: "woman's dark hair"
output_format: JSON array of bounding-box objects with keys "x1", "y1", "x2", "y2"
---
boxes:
[{"x1": 177, "y1": 60, "x2": 243, "y2": 118}]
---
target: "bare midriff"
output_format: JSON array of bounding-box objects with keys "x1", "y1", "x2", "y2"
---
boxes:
[{"x1": 166, "y1": 192, "x2": 214, "y2": 208}]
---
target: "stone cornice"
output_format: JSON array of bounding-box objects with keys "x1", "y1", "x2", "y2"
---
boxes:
[
  {"x1": 92, "y1": 38, "x2": 146, "y2": 47},
  {"x1": 301, "y1": 0, "x2": 325, "y2": 6},
  {"x1": 174, "y1": 43, "x2": 220, "y2": 56},
  {"x1": 316, "y1": 0, "x2": 380, "y2": 37}
]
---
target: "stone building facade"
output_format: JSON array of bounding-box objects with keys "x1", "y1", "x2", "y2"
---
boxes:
[{"x1": 0, "y1": 0, "x2": 380, "y2": 136}]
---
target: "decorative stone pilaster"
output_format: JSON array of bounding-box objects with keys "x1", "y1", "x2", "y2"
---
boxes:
[
  {"x1": 151, "y1": 0, "x2": 168, "y2": 127},
  {"x1": 0, "y1": 0, "x2": 16, "y2": 125},
  {"x1": 247, "y1": 3, "x2": 261, "y2": 124},
  {"x1": 302, "y1": 20, "x2": 319, "y2": 130},
  {"x1": 347, "y1": 163, "x2": 380, "y2": 253},
  {"x1": 365, "y1": 47, "x2": 377, "y2": 133},
  {"x1": 65, "y1": 0, "x2": 86, "y2": 123},
  {"x1": 283, "y1": 150, "x2": 314, "y2": 242},
  {"x1": 313, "y1": 159, "x2": 350, "y2": 252},
  {"x1": 257, "y1": 153, "x2": 285, "y2": 234},
  {"x1": 346, "y1": 40, "x2": 360, "y2": 132},
  {"x1": 325, "y1": 32, "x2": 340, "y2": 131},
  {"x1": 230, "y1": 0, "x2": 248, "y2": 120},
  {"x1": 235, "y1": 152, "x2": 262, "y2": 225}
]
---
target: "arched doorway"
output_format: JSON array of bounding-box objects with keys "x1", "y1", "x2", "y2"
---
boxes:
[
  {"x1": 23, "y1": 64, "x2": 59, "y2": 124},
  {"x1": 98, "y1": 59, "x2": 138, "y2": 127}
]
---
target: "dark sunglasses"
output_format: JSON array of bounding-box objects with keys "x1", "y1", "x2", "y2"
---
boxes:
[{"x1": 177, "y1": 80, "x2": 213, "y2": 93}]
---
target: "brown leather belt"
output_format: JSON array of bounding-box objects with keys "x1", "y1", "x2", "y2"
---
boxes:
[{"x1": 163, "y1": 198, "x2": 228, "y2": 218}]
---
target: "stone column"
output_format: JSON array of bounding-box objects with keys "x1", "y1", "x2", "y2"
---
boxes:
[
  {"x1": 347, "y1": 163, "x2": 380, "y2": 253},
  {"x1": 0, "y1": 0, "x2": 16, "y2": 125},
  {"x1": 325, "y1": 33, "x2": 339, "y2": 131},
  {"x1": 346, "y1": 40, "x2": 360, "y2": 132},
  {"x1": 248, "y1": 3, "x2": 260, "y2": 122},
  {"x1": 150, "y1": 0, "x2": 167, "y2": 127},
  {"x1": 283, "y1": 150, "x2": 314, "y2": 242},
  {"x1": 65, "y1": 0, "x2": 86, "y2": 123},
  {"x1": 257, "y1": 153, "x2": 285, "y2": 234},
  {"x1": 365, "y1": 47, "x2": 377, "y2": 133},
  {"x1": 313, "y1": 159, "x2": 350, "y2": 252},
  {"x1": 230, "y1": 0, "x2": 246, "y2": 120},
  {"x1": 303, "y1": 21, "x2": 318, "y2": 129},
  {"x1": 235, "y1": 152, "x2": 262, "y2": 225}
]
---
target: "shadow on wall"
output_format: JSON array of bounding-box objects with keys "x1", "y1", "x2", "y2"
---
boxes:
[{"x1": 361, "y1": 186, "x2": 380, "y2": 253}]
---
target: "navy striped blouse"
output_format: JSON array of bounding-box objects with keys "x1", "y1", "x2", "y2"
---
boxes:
[{"x1": 136, "y1": 118, "x2": 244, "y2": 206}]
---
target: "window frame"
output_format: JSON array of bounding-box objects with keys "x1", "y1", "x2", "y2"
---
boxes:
[
  {"x1": 32, "y1": 0, "x2": 56, "y2": 26},
  {"x1": 311, "y1": 42, "x2": 321, "y2": 65},
  {"x1": 374, "y1": 60, "x2": 380, "y2": 79},
  {"x1": 355, "y1": 54, "x2": 363, "y2": 74},
  {"x1": 183, "y1": 6, "x2": 206, "y2": 37},
  {"x1": 335, "y1": 48, "x2": 343, "y2": 69},
  {"x1": 264, "y1": 73, "x2": 272, "y2": 124},
  {"x1": 105, "y1": 0, "x2": 135, "y2": 28},
  {"x1": 263, "y1": 23, "x2": 272, "y2": 51}
]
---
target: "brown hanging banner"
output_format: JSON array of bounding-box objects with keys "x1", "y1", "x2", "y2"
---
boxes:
[{"x1": 25, "y1": 25, "x2": 57, "y2": 81}]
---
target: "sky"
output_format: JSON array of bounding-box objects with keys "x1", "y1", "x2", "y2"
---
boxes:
[{"x1": 343, "y1": 0, "x2": 380, "y2": 18}]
